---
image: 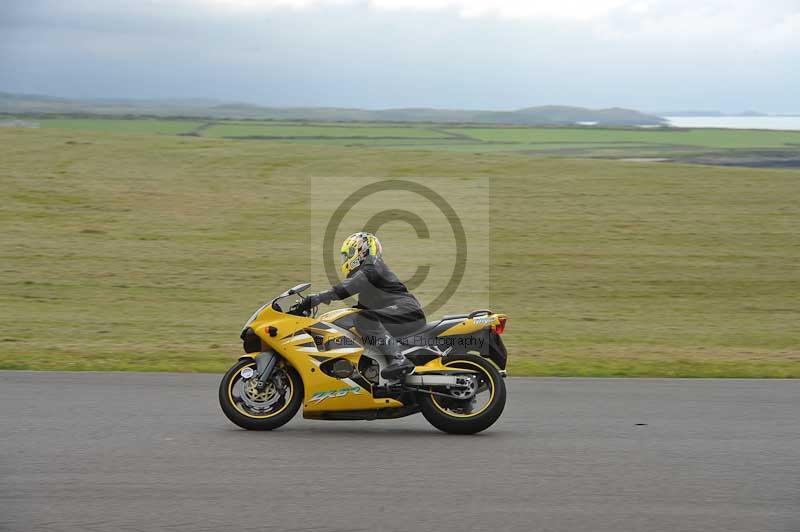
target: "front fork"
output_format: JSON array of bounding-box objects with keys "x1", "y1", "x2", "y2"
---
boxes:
[{"x1": 253, "y1": 351, "x2": 277, "y2": 391}]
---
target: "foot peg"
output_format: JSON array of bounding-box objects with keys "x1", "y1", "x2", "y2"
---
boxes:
[{"x1": 381, "y1": 357, "x2": 415, "y2": 382}]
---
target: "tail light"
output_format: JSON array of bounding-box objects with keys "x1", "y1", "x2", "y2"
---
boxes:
[{"x1": 494, "y1": 317, "x2": 507, "y2": 334}]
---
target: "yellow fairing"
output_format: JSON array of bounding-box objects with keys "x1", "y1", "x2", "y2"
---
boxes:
[
  {"x1": 245, "y1": 306, "x2": 402, "y2": 412},
  {"x1": 438, "y1": 313, "x2": 507, "y2": 336},
  {"x1": 241, "y1": 305, "x2": 504, "y2": 414},
  {"x1": 318, "y1": 307, "x2": 360, "y2": 323},
  {"x1": 413, "y1": 357, "x2": 475, "y2": 374}
]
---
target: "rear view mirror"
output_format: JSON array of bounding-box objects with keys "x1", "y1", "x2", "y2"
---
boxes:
[{"x1": 287, "y1": 282, "x2": 311, "y2": 295}]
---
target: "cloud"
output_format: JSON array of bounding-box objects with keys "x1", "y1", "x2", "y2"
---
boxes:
[
  {"x1": 305, "y1": 0, "x2": 632, "y2": 20},
  {"x1": 199, "y1": 0, "x2": 800, "y2": 49},
  {"x1": 8, "y1": 0, "x2": 800, "y2": 50},
  {"x1": 1, "y1": 0, "x2": 798, "y2": 110}
]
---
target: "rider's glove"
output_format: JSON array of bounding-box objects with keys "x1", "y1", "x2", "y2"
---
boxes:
[{"x1": 301, "y1": 290, "x2": 335, "y2": 310}]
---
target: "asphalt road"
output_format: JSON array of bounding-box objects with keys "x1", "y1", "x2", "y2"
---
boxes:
[{"x1": 1, "y1": 372, "x2": 798, "y2": 532}]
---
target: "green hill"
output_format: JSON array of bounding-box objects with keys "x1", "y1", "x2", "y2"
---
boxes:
[{"x1": 0, "y1": 91, "x2": 666, "y2": 126}]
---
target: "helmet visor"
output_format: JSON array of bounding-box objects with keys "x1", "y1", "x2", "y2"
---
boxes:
[{"x1": 341, "y1": 246, "x2": 356, "y2": 263}]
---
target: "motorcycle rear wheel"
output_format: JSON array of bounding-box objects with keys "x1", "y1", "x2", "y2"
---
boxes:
[
  {"x1": 219, "y1": 358, "x2": 303, "y2": 430},
  {"x1": 418, "y1": 354, "x2": 506, "y2": 434}
]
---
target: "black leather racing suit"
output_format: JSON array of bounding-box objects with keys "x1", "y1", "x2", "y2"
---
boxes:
[{"x1": 321, "y1": 257, "x2": 426, "y2": 354}]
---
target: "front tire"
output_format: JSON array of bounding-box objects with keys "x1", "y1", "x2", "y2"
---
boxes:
[
  {"x1": 419, "y1": 354, "x2": 506, "y2": 434},
  {"x1": 219, "y1": 358, "x2": 303, "y2": 430}
]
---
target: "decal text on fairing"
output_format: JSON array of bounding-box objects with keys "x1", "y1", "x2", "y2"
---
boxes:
[{"x1": 310, "y1": 386, "x2": 362, "y2": 403}]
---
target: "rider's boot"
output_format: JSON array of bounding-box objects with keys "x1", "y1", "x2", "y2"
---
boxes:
[{"x1": 379, "y1": 338, "x2": 415, "y2": 382}]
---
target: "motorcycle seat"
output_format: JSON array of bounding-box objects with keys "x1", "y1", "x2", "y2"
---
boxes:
[
  {"x1": 440, "y1": 313, "x2": 470, "y2": 320},
  {"x1": 395, "y1": 314, "x2": 470, "y2": 344}
]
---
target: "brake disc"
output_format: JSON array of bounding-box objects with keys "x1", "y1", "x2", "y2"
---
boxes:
[{"x1": 235, "y1": 373, "x2": 284, "y2": 411}]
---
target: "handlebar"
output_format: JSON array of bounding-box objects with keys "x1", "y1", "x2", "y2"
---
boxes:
[{"x1": 287, "y1": 296, "x2": 317, "y2": 318}]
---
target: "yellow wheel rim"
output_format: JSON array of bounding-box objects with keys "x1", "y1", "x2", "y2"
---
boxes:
[
  {"x1": 228, "y1": 362, "x2": 294, "y2": 419},
  {"x1": 430, "y1": 360, "x2": 495, "y2": 418}
]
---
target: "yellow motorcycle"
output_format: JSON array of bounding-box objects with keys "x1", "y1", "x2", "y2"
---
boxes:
[{"x1": 219, "y1": 283, "x2": 508, "y2": 434}]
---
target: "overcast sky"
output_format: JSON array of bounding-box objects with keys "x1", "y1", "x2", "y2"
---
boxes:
[{"x1": 2, "y1": 0, "x2": 799, "y2": 112}]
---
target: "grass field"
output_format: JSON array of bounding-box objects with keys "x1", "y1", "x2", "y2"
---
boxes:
[
  {"x1": 201, "y1": 123, "x2": 453, "y2": 139},
  {"x1": 18, "y1": 117, "x2": 800, "y2": 164},
  {"x1": 1, "y1": 126, "x2": 798, "y2": 377},
  {"x1": 443, "y1": 127, "x2": 800, "y2": 148},
  {"x1": 36, "y1": 118, "x2": 204, "y2": 135}
]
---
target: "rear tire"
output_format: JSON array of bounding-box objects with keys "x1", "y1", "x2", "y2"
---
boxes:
[
  {"x1": 219, "y1": 358, "x2": 303, "y2": 430},
  {"x1": 419, "y1": 354, "x2": 506, "y2": 434}
]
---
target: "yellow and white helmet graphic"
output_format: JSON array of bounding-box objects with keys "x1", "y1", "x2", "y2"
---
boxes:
[{"x1": 340, "y1": 232, "x2": 382, "y2": 276}]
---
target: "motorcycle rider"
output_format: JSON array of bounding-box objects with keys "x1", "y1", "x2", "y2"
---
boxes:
[{"x1": 299, "y1": 232, "x2": 425, "y2": 381}]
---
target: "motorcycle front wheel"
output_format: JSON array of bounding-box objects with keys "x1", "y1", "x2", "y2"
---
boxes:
[
  {"x1": 418, "y1": 354, "x2": 506, "y2": 434},
  {"x1": 219, "y1": 358, "x2": 303, "y2": 430}
]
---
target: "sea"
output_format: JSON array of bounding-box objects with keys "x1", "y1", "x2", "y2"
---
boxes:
[{"x1": 664, "y1": 116, "x2": 800, "y2": 131}]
